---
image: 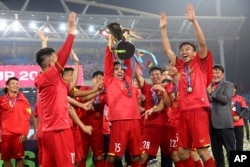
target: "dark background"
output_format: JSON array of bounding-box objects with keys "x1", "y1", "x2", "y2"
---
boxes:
[{"x1": 0, "y1": 0, "x2": 249, "y2": 93}]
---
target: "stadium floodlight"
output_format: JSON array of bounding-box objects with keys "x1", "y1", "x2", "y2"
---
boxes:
[
  {"x1": 12, "y1": 20, "x2": 21, "y2": 31},
  {"x1": 29, "y1": 22, "x2": 37, "y2": 29},
  {"x1": 59, "y1": 23, "x2": 66, "y2": 31},
  {"x1": 44, "y1": 27, "x2": 50, "y2": 33},
  {"x1": 88, "y1": 25, "x2": 94, "y2": 32},
  {"x1": 0, "y1": 20, "x2": 7, "y2": 31}
]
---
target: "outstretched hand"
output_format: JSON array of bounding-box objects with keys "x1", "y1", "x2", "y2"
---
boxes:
[
  {"x1": 71, "y1": 49, "x2": 79, "y2": 63},
  {"x1": 143, "y1": 107, "x2": 154, "y2": 119},
  {"x1": 159, "y1": 12, "x2": 168, "y2": 29},
  {"x1": 37, "y1": 31, "x2": 48, "y2": 42},
  {"x1": 67, "y1": 12, "x2": 77, "y2": 35},
  {"x1": 185, "y1": 4, "x2": 196, "y2": 22}
]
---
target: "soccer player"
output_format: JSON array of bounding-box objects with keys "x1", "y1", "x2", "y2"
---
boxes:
[
  {"x1": 144, "y1": 63, "x2": 184, "y2": 167},
  {"x1": 134, "y1": 65, "x2": 170, "y2": 167},
  {"x1": 160, "y1": 4, "x2": 215, "y2": 167},
  {"x1": 35, "y1": 12, "x2": 83, "y2": 167},
  {"x1": 0, "y1": 77, "x2": 31, "y2": 167},
  {"x1": 103, "y1": 28, "x2": 147, "y2": 167},
  {"x1": 75, "y1": 71, "x2": 107, "y2": 167}
]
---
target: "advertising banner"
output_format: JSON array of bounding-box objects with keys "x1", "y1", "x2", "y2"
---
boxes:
[{"x1": 0, "y1": 65, "x2": 83, "y2": 87}]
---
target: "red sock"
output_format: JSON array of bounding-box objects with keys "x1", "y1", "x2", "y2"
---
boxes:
[
  {"x1": 203, "y1": 157, "x2": 215, "y2": 167},
  {"x1": 94, "y1": 159, "x2": 104, "y2": 167},
  {"x1": 131, "y1": 161, "x2": 141, "y2": 167},
  {"x1": 182, "y1": 156, "x2": 196, "y2": 167},
  {"x1": 77, "y1": 159, "x2": 86, "y2": 167},
  {"x1": 174, "y1": 160, "x2": 184, "y2": 167},
  {"x1": 104, "y1": 160, "x2": 113, "y2": 167},
  {"x1": 195, "y1": 160, "x2": 203, "y2": 167},
  {"x1": 140, "y1": 157, "x2": 149, "y2": 167}
]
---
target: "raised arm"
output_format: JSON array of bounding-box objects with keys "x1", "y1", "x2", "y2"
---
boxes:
[
  {"x1": 56, "y1": 12, "x2": 77, "y2": 71},
  {"x1": 38, "y1": 31, "x2": 48, "y2": 48},
  {"x1": 104, "y1": 47, "x2": 114, "y2": 84},
  {"x1": 185, "y1": 4, "x2": 207, "y2": 58},
  {"x1": 69, "y1": 49, "x2": 79, "y2": 90},
  {"x1": 134, "y1": 64, "x2": 145, "y2": 89},
  {"x1": 160, "y1": 12, "x2": 177, "y2": 65}
]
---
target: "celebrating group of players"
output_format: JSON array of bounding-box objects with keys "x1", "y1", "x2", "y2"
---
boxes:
[{"x1": 0, "y1": 4, "x2": 223, "y2": 167}]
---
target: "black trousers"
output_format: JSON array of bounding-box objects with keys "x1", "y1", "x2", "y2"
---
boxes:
[
  {"x1": 243, "y1": 118, "x2": 249, "y2": 140},
  {"x1": 234, "y1": 126, "x2": 244, "y2": 151},
  {"x1": 161, "y1": 152, "x2": 173, "y2": 167},
  {"x1": 210, "y1": 126, "x2": 236, "y2": 167}
]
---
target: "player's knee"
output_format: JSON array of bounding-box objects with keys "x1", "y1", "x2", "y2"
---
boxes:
[
  {"x1": 107, "y1": 155, "x2": 115, "y2": 163},
  {"x1": 177, "y1": 147, "x2": 189, "y2": 160},
  {"x1": 196, "y1": 147, "x2": 211, "y2": 161},
  {"x1": 171, "y1": 151, "x2": 180, "y2": 162}
]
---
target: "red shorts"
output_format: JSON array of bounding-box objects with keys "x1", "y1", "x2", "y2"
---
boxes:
[
  {"x1": 81, "y1": 130, "x2": 104, "y2": 157},
  {"x1": 142, "y1": 126, "x2": 169, "y2": 156},
  {"x1": 108, "y1": 120, "x2": 144, "y2": 157},
  {"x1": 37, "y1": 137, "x2": 43, "y2": 165},
  {"x1": 1, "y1": 134, "x2": 25, "y2": 160},
  {"x1": 72, "y1": 128, "x2": 83, "y2": 162},
  {"x1": 178, "y1": 108, "x2": 211, "y2": 148},
  {"x1": 166, "y1": 126, "x2": 179, "y2": 153},
  {"x1": 42, "y1": 129, "x2": 75, "y2": 167}
]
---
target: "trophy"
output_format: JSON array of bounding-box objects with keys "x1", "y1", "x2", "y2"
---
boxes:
[{"x1": 106, "y1": 22, "x2": 135, "y2": 60}]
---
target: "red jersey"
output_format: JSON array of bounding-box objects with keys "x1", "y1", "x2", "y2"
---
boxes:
[
  {"x1": 34, "y1": 34, "x2": 74, "y2": 132},
  {"x1": 80, "y1": 87, "x2": 107, "y2": 132},
  {"x1": 164, "y1": 82, "x2": 181, "y2": 127},
  {"x1": 102, "y1": 105, "x2": 110, "y2": 135},
  {"x1": 33, "y1": 102, "x2": 43, "y2": 138},
  {"x1": 71, "y1": 86, "x2": 91, "y2": 125},
  {"x1": 176, "y1": 50, "x2": 213, "y2": 110},
  {"x1": 104, "y1": 47, "x2": 141, "y2": 121},
  {"x1": 0, "y1": 92, "x2": 31, "y2": 135},
  {"x1": 141, "y1": 82, "x2": 166, "y2": 127},
  {"x1": 231, "y1": 95, "x2": 246, "y2": 126}
]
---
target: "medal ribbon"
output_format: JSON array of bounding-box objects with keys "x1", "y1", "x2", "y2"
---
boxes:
[
  {"x1": 151, "y1": 88, "x2": 159, "y2": 106},
  {"x1": 172, "y1": 81, "x2": 179, "y2": 102},
  {"x1": 93, "y1": 95, "x2": 99, "y2": 111},
  {"x1": 184, "y1": 65, "x2": 192, "y2": 90},
  {"x1": 8, "y1": 94, "x2": 18, "y2": 107},
  {"x1": 125, "y1": 80, "x2": 132, "y2": 97}
]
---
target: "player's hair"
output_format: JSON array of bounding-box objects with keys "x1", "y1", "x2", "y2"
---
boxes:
[
  {"x1": 62, "y1": 67, "x2": 74, "y2": 76},
  {"x1": 233, "y1": 83, "x2": 237, "y2": 90},
  {"x1": 149, "y1": 66, "x2": 163, "y2": 75},
  {"x1": 213, "y1": 64, "x2": 225, "y2": 73},
  {"x1": 92, "y1": 71, "x2": 104, "y2": 78},
  {"x1": 36, "y1": 47, "x2": 56, "y2": 68},
  {"x1": 179, "y1": 42, "x2": 196, "y2": 51},
  {"x1": 4, "y1": 77, "x2": 19, "y2": 94},
  {"x1": 113, "y1": 61, "x2": 121, "y2": 67}
]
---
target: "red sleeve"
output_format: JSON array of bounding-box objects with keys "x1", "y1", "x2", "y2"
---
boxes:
[
  {"x1": 55, "y1": 34, "x2": 75, "y2": 71},
  {"x1": 33, "y1": 103, "x2": 38, "y2": 117},
  {"x1": 124, "y1": 58, "x2": 132, "y2": 79},
  {"x1": 176, "y1": 57, "x2": 184, "y2": 71},
  {"x1": 239, "y1": 96, "x2": 247, "y2": 108},
  {"x1": 104, "y1": 47, "x2": 114, "y2": 84},
  {"x1": 199, "y1": 50, "x2": 213, "y2": 87}
]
